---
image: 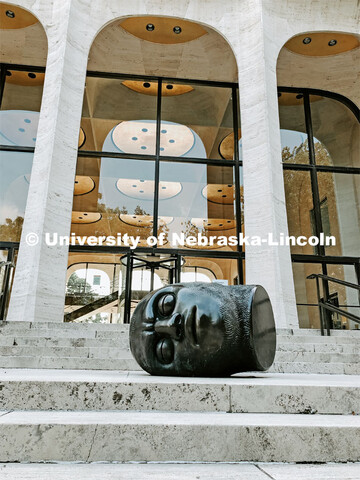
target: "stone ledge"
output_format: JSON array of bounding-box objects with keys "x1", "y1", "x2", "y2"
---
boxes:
[{"x1": 0, "y1": 410, "x2": 359, "y2": 463}]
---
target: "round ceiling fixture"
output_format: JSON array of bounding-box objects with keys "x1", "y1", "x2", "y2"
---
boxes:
[
  {"x1": 5, "y1": 70, "x2": 44, "y2": 86},
  {"x1": 191, "y1": 218, "x2": 236, "y2": 231},
  {"x1": 0, "y1": 110, "x2": 39, "y2": 147},
  {"x1": 74, "y1": 175, "x2": 95, "y2": 196},
  {"x1": 219, "y1": 129, "x2": 241, "y2": 160},
  {"x1": 202, "y1": 184, "x2": 235, "y2": 205},
  {"x1": 120, "y1": 214, "x2": 173, "y2": 227},
  {"x1": 78, "y1": 127, "x2": 86, "y2": 148},
  {"x1": 71, "y1": 212, "x2": 102, "y2": 224},
  {"x1": 122, "y1": 80, "x2": 193, "y2": 97},
  {"x1": 112, "y1": 120, "x2": 195, "y2": 156},
  {"x1": 120, "y1": 16, "x2": 207, "y2": 44},
  {"x1": 284, "y1": 32, "x2": 360, "y2": 56},
  {"x1": 0, "y1": 3, "x2": 38, "y2": 29},
  {"x1": 116, "y1": 178, "x2": 182, "y2": 200}
]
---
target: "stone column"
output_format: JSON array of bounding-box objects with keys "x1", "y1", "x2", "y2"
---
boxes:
[
  {"x1": 7, "y1": 0, "x2": 89, "y2": 322},
  {"x1": 234, "y1": 1, "x2": 299, "y2": 329}
]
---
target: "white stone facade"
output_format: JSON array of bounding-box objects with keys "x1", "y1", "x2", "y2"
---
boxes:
[{"x1": 4, "y1": 0, "x2": 359, "y2": 328}]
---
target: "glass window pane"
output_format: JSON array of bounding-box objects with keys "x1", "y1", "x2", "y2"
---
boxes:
[
  {"x1": 292, "y1": 262, "x2": 322, "y2": 328},
  {"x1": 1, "y1": 69, "x2": 44, "y2": 113},
  {"x1": 182, "y1": 256, "x2": 238, "y2": 285},
  {"x1": 158, "y1": 162, "x2": 237, "y2": 251},
  {"x1": 317, "y1": 172, "x2": 360, "y2": 257},
  {"x1": 160, "y1": 83, "x2": 235, "y2": 160},
  {"x1": 0, "y1": 150, "x2": 32, "y2": 241},
  {"x1": 0, "y1": 69, "x2": 45, "y2": 242},
  {"x1": 283, "y1": 170, "x2": 314, "y2": 255},
  {"x1": 65, "y1": 254, "x2": 122, "y2": 323},
  {"x1": 279, "y1": 92, "x2": 308, "y2": 164},
  {"x1": 326, "y1": 264, "x2": 360, "y2": 330},
  {"x1": 310, "y1": 95, "x2": 360, "y2": 168},
  {"x1": 82, "y1": 76, "x2": 157, "y2": 153},
  {"x1": 71, "y1": 157, "x2": 155, "y2": 244}
]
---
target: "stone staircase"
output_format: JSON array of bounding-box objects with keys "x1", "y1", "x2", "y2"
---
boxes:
[
  {"x1": 0, "y1": 321, "x2": 359, "y2": 374},
  {"x1": 0, "y1": 368, "x2": 359, "y2": 462},
  {"x1": 0, "y1": 321, "x2": 359, "y2": 463}
]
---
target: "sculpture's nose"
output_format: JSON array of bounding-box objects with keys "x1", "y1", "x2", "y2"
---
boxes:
[{"x1": 154, "y1": 313, "x2": 183, "y2": 340}]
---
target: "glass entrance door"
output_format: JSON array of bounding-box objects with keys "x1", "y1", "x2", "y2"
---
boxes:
[
  {"x1": 119, "y1": 253, "x2": 181, "y2": 323},
  {"x1": 0, "y1": 247, "x2": 17, "y2": 320}
]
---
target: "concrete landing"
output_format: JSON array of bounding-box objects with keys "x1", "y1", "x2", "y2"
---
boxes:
[{"x1": 0, "y1": 463, "x2": 360, "y2": 480}]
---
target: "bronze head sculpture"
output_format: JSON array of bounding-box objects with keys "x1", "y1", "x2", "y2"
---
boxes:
[{"x1": 130, "y1": 282, "x2": 276, "y2": 377}]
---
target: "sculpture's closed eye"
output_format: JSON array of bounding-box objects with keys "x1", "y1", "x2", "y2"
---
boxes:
[
  {"x1": 157, "y1": 293, "x2": 176, "y2": 316},
  {"x1": 156, "y1": 338, "x2": 174, "y2": 364}
]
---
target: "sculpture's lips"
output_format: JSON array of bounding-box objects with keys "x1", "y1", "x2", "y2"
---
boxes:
[{"x1": 185, "y1": 305, "x2": 199, "y2": 346}]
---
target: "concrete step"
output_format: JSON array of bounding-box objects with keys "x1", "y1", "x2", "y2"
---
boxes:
[
  {"x1": 0, "y1": 410, "x2": 359, "y2": 463},
  {"x1": 276, "y1": 342, "x2": 360, "y2": 354},
  {"x1": 271, "y1": 362, "x2": 360, "y2": 375},
  {"x1": 0, "y1": 369, "x2": 358, "y2": 415},
  {"x1": 277, "y1": 328, "x2": 360, "y2": 338},
  {"x1": 0, "y1": 356, "x2": 140, "y2": 370},
  {"x1": 1, "y1": 346, "x2": 359, "y2": 366},
  {"x1": 277, "y1": 335, "x2": 359, "y2": 344},
  {"x1": 3, "y1": 356, "x2": 359, "y2": 374},
  {"x1": 1, "y1": 463, "x2": 360, "y2": 480},
  {"x1": 274, "y1": 351, "x2": 360, "y2": 363},
  {"x1": 0, "y1": 336, "x2": 128, "y2": 348},
  {"x1": 0, "y1": 345, "x2": 131, "y2": 358}
]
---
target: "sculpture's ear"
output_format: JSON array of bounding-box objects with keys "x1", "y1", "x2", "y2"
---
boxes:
[{"x1": 249, "y1": 285, "x2": 276, "y2": 370}]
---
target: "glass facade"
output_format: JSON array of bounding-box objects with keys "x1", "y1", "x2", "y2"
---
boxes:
[
  {"x1": 65, "y1": 73, "x2": 243, "y2": 322},
  {"x1": 0, "y1": 67, "x2": 45, "y2": 242},
  {"x1": 280, "y1": 88, "x2": 360, "y2": 329}
]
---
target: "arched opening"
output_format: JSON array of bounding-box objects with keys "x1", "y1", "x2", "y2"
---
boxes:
[
  {"x1": 66, "y1": 15, "x2": 243, "y2": 323},
  {"x1": 277, "y1": 31, "x2": 360, "y2": 330},
  {"x1": 0, "y1": 2, "x2": 48, "y2": 319}
]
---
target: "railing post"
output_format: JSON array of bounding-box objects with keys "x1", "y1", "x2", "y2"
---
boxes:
[{"x1": 315, "y1": 276, "x2": 325, "y2": 336}]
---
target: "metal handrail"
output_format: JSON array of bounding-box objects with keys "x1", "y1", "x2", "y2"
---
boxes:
[
  {"x1": 307, "y1": 273, "x2": 360, "y2": 336},
  {"x1": 0, "y1": 261, "x2": 15, "y2": 268},
  {"x1": 0, "y1": 260, "x2": 15, "y2": 319},
  {"x1": 307, "y1": 273, "x2": 360, "y2": 291}
]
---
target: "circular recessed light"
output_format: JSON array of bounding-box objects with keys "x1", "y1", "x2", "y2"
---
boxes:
[
  {"x1": 146, "y1": 23, "x2": 155, "y2": 32},
  {"x1": 302, "y1": 37, "x2": 311, "y2": 44},
  {"x1": 6, "y1": 10, "x2": 15, "y2": 18},
  {"x1": 328, "y1": 39, "x2": 337, "y2": 46},
  {"x1": 143, "y1": 82, "x2": 151, "y2": 88},
  {"x1": 28, "y1": 73, "x2": 36, "y2": 79},
  {"x1": 173, "y1": 26, "x2": 182, "y2": 34},
  {"x1": 296, "y1": 94, "x2": 304, "y2": 99},
  {"x1": 166, "y1": 84, "x2": 173, "y2": 90}
]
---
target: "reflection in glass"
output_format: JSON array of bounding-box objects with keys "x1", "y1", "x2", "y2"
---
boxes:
[
  {"x1": 310, "y1": 96, "x2": 360, "y2": 168},
  {"x1": 0, "y1": 110, "x2": 40, "y2": 241},
  {"x1": 71, "y1": 157, "x2": 155, "y2": 244},
  {"x1": 80, "y1": 77, "x2": 157, "y2": 151},
  {"x1": 182, "y1": 256, "x2": 238, "y2": 285},
  {"x1": 65, "y1": 257, "x2": 121, "y2": 323},
  {"x1": 158, "y1": 162, "x2": 237, "y2": 250},
  {"x1": 317, "y1": 172, "x2": 360, "y2": 257},
  {"x1": 279, "y1": 93, "x2": 308, "y2": 164},
  {"x1": 161, "y1": 83, "x2": 234, "y2": 159},
  {"x1": 283, "y1": 170, "x2": 314, "y2": 255}
]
